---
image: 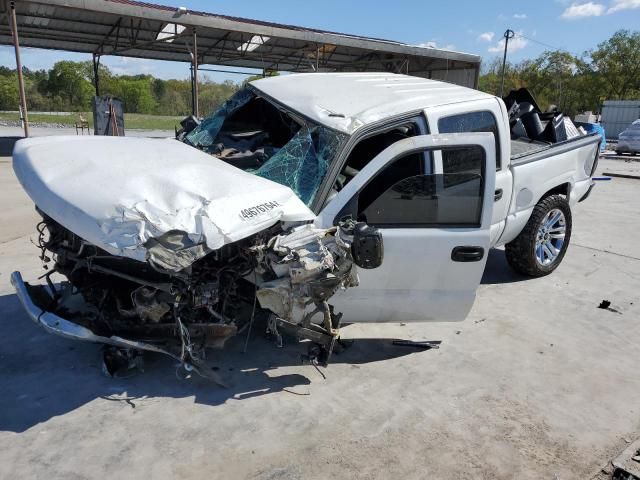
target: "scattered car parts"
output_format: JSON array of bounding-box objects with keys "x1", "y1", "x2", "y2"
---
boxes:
[{"x1": 12, "y1": 209, "x2": 372, "y2": 383}]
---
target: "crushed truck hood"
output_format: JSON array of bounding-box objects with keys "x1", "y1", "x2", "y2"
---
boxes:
[{"x1": 13, "y1": 136, "x2": 315, "y2": 269}]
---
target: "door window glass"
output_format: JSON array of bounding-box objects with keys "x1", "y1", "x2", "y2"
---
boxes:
[{"x1": 357, "y1": 146, "x2": 485, "y2": 227}]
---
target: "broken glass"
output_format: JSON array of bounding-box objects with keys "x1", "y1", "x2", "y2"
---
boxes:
[
  {"x1": 254, "y1": 126, "x2": 346, "y2": 206},
  {"x1": 184, "y1": 87, "x2": 347, "y2": 206},
  {"x1": 184, "y1": 88, "x2": 254, "y2": 149}
]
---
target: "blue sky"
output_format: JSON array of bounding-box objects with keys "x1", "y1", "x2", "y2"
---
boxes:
[{"x1": 1, "y1": 0, "x2": 639, "y2": 83}]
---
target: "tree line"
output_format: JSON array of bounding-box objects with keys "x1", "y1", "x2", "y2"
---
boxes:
[
  {"x1": 479, "y1": 29, "x2": 640, "y2": 116},
  {"x1": 0, "y1": 60, "x2": 238, "y2": 116},
  {"x1": 0, "y1": 29, "x2": 638, "y2": 118}
]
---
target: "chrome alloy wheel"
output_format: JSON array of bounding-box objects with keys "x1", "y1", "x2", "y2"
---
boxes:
[{"x1": 535, "y1": 208, "x2": 566, "y2": 266}]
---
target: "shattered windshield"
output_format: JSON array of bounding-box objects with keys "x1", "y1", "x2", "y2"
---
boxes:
[
  {"x1": 254, "y1": 125, "x2": 343, "y2": 205},
  {"x1": 184, "y1": 88, "x2": 254, "y2": 148},
  {"x1": 184, "y1": 87, "x2": 347, "y2": 206}
]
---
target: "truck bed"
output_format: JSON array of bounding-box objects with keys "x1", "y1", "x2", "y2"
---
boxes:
[
  {"x1": 510, "y1": 139, "x2": 551, "y2": 160},
  {"x1": 510, "y1": 134, "x2": 600, "y2": 164}
]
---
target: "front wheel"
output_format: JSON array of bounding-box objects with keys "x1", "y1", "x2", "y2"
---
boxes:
[{"x1": 505, "y1": 194, "x2": 572, "y2": 277}]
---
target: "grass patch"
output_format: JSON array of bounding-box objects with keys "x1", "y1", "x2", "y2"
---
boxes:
[
  {"x1": 123, "y1": 113, "x2": 184, "y2": 130},
  {"x1": 0, "y1": 112, "x2": 183, "y2": 131}
]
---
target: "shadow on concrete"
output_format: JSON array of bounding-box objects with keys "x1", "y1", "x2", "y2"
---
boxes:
[
  {"x1": 481, "y1": 248, "x2": 528, "y2": 285},
  {"x1": 0, "y1": 136, "x2": 21, "y2": 157},
  {"x1": 0, "y1": 292, "x2": 429, "y2": 433}
]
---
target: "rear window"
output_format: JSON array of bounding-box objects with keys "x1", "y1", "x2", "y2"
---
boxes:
[{"x1": 438, "y1": 111, "x2": 501, "y2": 169}]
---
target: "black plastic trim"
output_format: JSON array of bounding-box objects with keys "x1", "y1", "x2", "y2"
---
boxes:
[
  {"x1": 578, "y1": 182, "x2": 595, "y2": 202},
  {"x1": 451, "y1": 246, "x2": 485, "y2": 262}
]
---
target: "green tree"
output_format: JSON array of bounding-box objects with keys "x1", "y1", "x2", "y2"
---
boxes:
[
  {"x1": 587, "y1": 30, "x2": 640, "y2": 100},
  {"x1": 78, "y1": 60, "x2": 112, "y2": 96},
  {"x1": 111, "y1": 77, "x2": 157, "y2": 113},
  {"x1": 199, "y1": 78, "x2": 239, "y2": 116},
  {"x1": 46, "y1": 61, "x2": 93, "y2": 109},
  {"x1": 480, "y1": 49, "x2": 615, "y2": 115},
  {"x1": 517, "y1": 50, "x2": 580, "y2": 112},
  {"x1": 152, "y1": 78, "x2": 166, "y2": 101},
  {"x1": 478, "y1": 57, "x2": 523, "y2": 97},
  {"x1": 0, "y1": 74, "x2": 19, "y2": 110}
]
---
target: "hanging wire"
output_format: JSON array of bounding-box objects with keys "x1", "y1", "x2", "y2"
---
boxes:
[{"x1": 514, "y1": 33, "x2": 563, "y2": 52}]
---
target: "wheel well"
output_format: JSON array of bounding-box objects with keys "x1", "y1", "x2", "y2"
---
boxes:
[{"x1": 540, "y1": 183, "x2": 569, "y2": 201}]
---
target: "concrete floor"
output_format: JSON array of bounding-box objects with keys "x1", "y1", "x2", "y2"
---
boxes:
[{"x1": 0, "y1": 143, "x2": 639, "y2": 479}]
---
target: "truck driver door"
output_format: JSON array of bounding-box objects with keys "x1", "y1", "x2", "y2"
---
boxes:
[{"x1": 316, "y1": 132, "x2": 496, "y2": 322}]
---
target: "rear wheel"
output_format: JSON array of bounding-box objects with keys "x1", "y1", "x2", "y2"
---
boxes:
[{"x1": 505, "y1": 194, "x2": 572, "y2": 277}]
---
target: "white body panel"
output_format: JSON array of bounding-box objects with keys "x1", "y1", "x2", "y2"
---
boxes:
[
  {"x1": 497, "y1": 140, "x2": 598, "y2": 246},
  {"x1": 412, "y1": 86, "x2": 598, "y2": 250},
  {"x1": 252, "y1": 73, "x2": 494, "y2": 134},
  {"x1": 317, "y1": 133, "x2": 496, "y2": 322},
  {"x1": 423, "y1": 97, "x2": 513, "y2": 246},
  {"x1": 12, "y1": 136, "x2": 315, "y2": 264}
]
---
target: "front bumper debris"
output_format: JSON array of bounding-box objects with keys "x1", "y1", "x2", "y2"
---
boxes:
[{"x1": 10, "y1": 271, "x2": 225, "y2": 384}]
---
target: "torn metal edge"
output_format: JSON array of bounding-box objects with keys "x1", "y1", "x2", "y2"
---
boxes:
[{"x1": 10, "y1": 271, "x2": 225, "y2": 385}]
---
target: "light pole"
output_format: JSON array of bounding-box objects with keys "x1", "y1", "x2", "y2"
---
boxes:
[
  {"x1": 499, "y1": 29, "x2": 515, "y2": 98},
  {"x1": 9, "y1": 0, "x2": 29, "y2": 137}
]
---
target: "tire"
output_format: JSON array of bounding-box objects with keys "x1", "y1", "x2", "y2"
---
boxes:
[{"x1": 505, "y1": 194, "x2": 572, "y2": 277}]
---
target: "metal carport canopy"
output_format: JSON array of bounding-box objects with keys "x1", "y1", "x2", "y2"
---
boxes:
[{"x1": 0, "y1": 0, "x2": 480, "y2": 86}]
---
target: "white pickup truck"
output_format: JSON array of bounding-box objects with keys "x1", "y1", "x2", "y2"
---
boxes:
[{"x1": 11, "y1": 73, "x2": 600, "y2": 374}]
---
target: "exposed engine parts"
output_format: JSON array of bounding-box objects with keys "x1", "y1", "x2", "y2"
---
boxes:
[{"x1": 30, "y1": 211, "x2": 382, "y2": 383}]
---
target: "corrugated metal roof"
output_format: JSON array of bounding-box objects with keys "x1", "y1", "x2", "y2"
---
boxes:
[
  {"x1": 106, "y1": 0, "x2": 406, "y2": 42},
  {"x1": 0, "y1": 0, "x2": 480, "y2": 86}
]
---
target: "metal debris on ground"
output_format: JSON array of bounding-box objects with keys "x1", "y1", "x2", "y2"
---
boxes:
[
  {"x1": 599, "y1": 300, "x2": 612, "y2": 309},
  {"x1": 99, "y1": 395, "x2": 140, "y2": 409},
  {"x1": 603, "y1": 172, "x2": 640, "y2": 180},
  {"x1": 598, "y1": 300, "x2": 623, "y2": 314},
  {"x1": 282, "y1": 388, "x2": 311, "y2": 396},
  {"x1": 392, "y1": 340, "x2": 441, "y2": 350}
]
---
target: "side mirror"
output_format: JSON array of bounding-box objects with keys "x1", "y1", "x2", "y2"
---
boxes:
[
  {"x1": 351, "y1": 222, "x2": 383, "y2": 269},
  {"x1": 337, "y1": 218, "x2": 383, "y2": 270}
]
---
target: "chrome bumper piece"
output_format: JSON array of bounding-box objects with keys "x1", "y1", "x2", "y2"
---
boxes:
[
  {"x1": 10, "y1": 271, "x2": 182, "y2": 360},
  {"x1": 11, "y1": 271, "x2": 227, "y2": 384}
]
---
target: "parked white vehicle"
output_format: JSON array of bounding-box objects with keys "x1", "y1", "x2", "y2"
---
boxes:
[
  {"x1": 616, "y1": 119, "x2": 640, "y2": 154},
  {"x1": 11, "y1": 73, "x2": 600, "y2": 375}
]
